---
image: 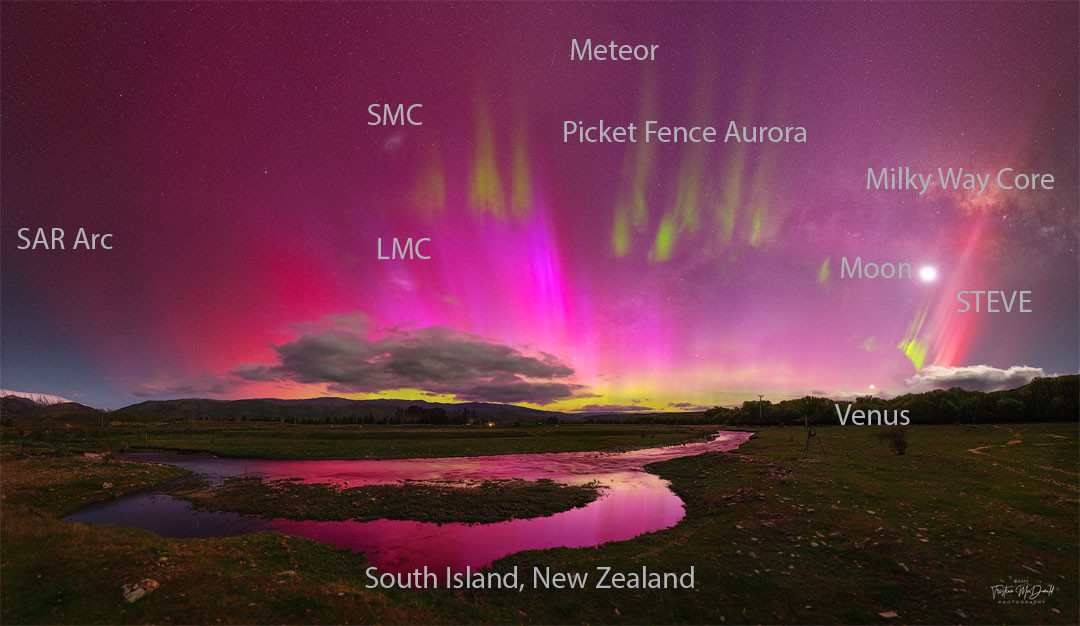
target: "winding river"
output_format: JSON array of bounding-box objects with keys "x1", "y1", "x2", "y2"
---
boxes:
[{"x1": 66, "y1": 430, "x2": 751, "y2": 575}]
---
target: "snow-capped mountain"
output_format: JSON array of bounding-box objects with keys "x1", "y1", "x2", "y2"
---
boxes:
[{"x1": 0, "y1": 389, "x2": 74, "y2": 406}]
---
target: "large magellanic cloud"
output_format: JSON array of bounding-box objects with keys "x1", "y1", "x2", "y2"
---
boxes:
[
  {"x1": 904, "y1": 364, "x2": 1047, "y2": 393},
  {"x1": 229, "y1": 313, "x2": 584, "y2": 404}
]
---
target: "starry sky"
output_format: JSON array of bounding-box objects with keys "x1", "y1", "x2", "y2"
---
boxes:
[{"x1": 2, "y1": 2, "x2": 1077, "y2": 411}]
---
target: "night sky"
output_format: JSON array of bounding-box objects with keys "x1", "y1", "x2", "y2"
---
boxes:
[{"x1": 2, "y1": 2, "x2": 1077, "y2": 410}]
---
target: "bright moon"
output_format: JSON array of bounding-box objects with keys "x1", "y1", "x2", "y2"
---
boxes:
[{"x1": 919, "y1": 266, "x2": 937, "y2": 281}]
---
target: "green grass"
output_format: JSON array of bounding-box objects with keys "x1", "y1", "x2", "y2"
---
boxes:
[
  {"x1": 1, "y1": 510, "x2": 440, "y2": 624},
  {"x1": 1, "y1": 451, "x2": 189, "y2": 516},
  {"x1": 2, "y1": 423, "x2": 1076, "y2": 624},
  {"x1": 169, "y1": 476, "x2": 600, "y2": 524},
  {"x1": 466, "y1": 423, "x2": 1079, "y2": 624},
  {"x1": 4, "y1": 422, "x2": 715, "y2": 460}
]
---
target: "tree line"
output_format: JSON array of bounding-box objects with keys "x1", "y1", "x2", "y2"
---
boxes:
[{"x1": 577, "y1": 375, "x2": 1078, "y2": 426}]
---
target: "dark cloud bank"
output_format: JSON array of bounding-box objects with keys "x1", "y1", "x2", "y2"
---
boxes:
[
  {"x1": 134, "y1": 316, "x2": 1051, "y2": 406},
  {"x1": 133, "y1": 375, "x2": 243, "y2": 398},
  {"x1": 223, "y1": 314, "x2": 584, "y2": 404}
]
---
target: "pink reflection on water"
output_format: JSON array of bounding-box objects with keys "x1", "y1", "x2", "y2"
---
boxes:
[
  {"x1": 118, "y1": 430, "x2": 752, "y2": 575},
  {"x1": 270, "y1": 470, "x2": 682, "y2": 574}
]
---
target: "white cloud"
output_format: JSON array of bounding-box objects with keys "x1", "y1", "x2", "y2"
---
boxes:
[{"x1": 904, "y1": 365, "x2": 1046, "y2": 393}]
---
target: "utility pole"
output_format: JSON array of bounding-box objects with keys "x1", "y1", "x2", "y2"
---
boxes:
[{"x1": 758, "y1": 395, "x2": 764, "y2": 424}]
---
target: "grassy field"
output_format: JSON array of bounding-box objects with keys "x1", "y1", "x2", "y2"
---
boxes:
[
  {"x1": 170, "y1": 476, "x2": 600, "y2": 524},
  {"x1": 470, "y1": 423, "x2": 1078, "y2": 624},
  {"x1": 2, "y1": 423, "x2": 1076, "y2": 624},
  {"x1": 1, "y1": 452, "x2": 189, "y2": 517},
  {"x1": 4, "y1": 421, "x2": 715, "y2": 460}
]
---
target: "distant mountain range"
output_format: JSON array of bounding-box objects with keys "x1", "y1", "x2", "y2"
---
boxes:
[
  {"x1": 0, "y1": 392, "x2": 101, "y2": 416},
  {"x1": 111, "y1": 397, "x2": 565, "y2": 423},
  {"x1": 0, "y1": 392, "x2": 642, "y2": 423},
  {"x1": 0, "y1": 389, "x2": 75, "y2": 406},
  {"x1": 7, "y1": 374, "x2": 1075, "y2": 423}
]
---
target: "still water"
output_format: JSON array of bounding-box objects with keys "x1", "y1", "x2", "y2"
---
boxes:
[{"x1": 66, "y1": 430, "x2": 751, "y2": 574}]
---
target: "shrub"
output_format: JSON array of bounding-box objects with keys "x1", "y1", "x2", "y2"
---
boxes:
[{"x1": 876, "y1": 426, "x2": 909, "y2": 455}]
